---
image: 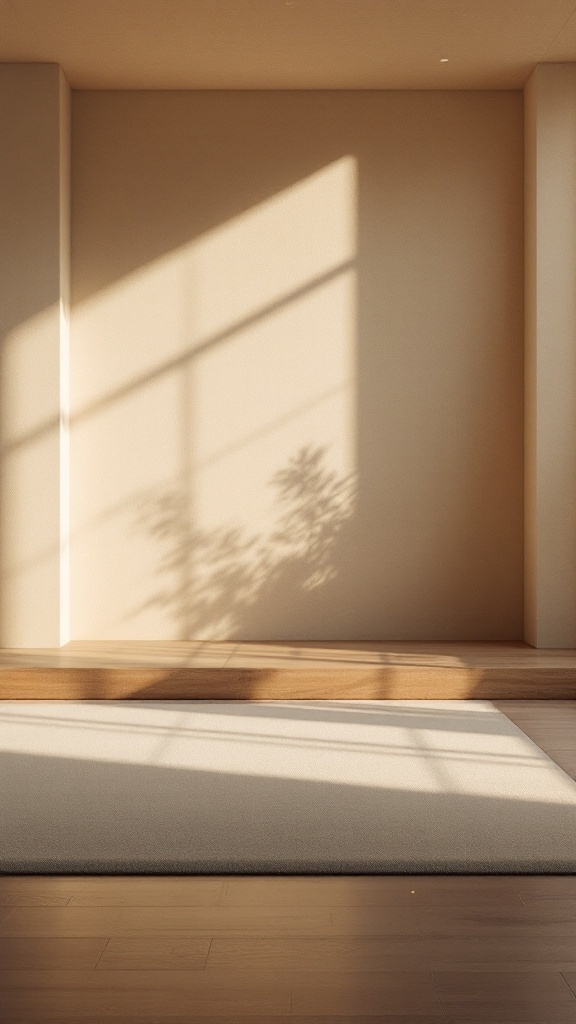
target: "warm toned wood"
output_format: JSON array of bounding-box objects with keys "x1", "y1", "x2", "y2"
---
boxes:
[
  {"x1": 96, "y1": 937, "x2": 210, "y2": 970},
  {"x1": 329, "y1": 908, "x2": 422, "y2": 937},
  {"x1": 54, "y1": 641, "x2": 576, "y2": 672},
  {"x1": 206, "y1": 934, "x2": 576, "y2": 972},
  {"x1": 7, "y1": 872, "x2": 576, "y2": 1017},
  {"x1": 496, "y1": 699, "x2": 576, "y2": 713},
  {"x1": 330, "y1": 902, "x2": 576, "y2": 937},
  {"x1": 0, "y1": 937, "x2": 107, "y2": 970},
  {"x1": 515, "y1": 898, "x2": 576, "y2": 925},
  {"x1": 3, "y1": 664, "x2": 573, "y2": 699},
  {"x1": 504, "y1": 727, "x2": 576, "y2": 749},
  {"x1": 0, "y1": 1015, "x2": 448, "y2": 1024},
  {"x1": 433, "y1": 969, "x2": 576, "y2": 1020},
  {"x1": 222, "y1": 874, "x2": 520, "y2": 907},
  {"x1": 515, "y1": 877, "x2": 576, "y2": 900},
  {"x1": 0, "y1": 1019, "x2": 449, "y2": 1024},
  {"x1": 0, "y1": 970, "x2": 292, "y2": 1018},
  {"x1": 66, "y1": 877, "x2": 225, "y2": 907},
  {"x1": 0, "y1": 905, "x2": 334, "y2": 938},
  {"x1": 290, "y1": 970, "x2": 442, "y2": 1016},
  {"x1": 112, "y1": 905, "x2": 335, "y2": 937},
  {"x1": 1, "y1": 641, "x2": 576, "y2": 698},
  {"x1": 415, "y1": 901, "x2": 576, "y2": 936},
  {"x1": 563, "y1": 973, "x2": 576, "y2": 997},
  {"x1": 0, "y1": 875, "x2": 224, "y2": 909},
  {"x1": 0, "y1": 906, "x2": 14, "y2": 927},
  {"x1": 0, "y1": 892, "x2": 69, "y2": 907},
  {"x1": 0, "y1": 907, "x2": 124, "y2": 937},
  {"x1": 494, "y1": 699, "x2": 576, "y2": 779}
]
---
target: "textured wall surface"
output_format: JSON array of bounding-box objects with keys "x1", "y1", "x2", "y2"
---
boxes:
[
  {"x1": 0, "y1": 64, "x2": 70, "y2": 646},
  {"x1": 524, "y1": 64, "x2": 576, "y2": 648},
  {"x1": 71, "y1": 90, "x2": 524, "y2": 641}
]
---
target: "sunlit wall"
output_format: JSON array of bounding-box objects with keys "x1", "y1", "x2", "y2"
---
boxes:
[{"x1": 71, "y1": 91, "x2": 523, "y2": 640}]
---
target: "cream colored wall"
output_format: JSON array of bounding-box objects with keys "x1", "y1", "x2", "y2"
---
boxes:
[
  {"x1": 524, "y1": 65, "x2": 576, "y2": 647},
  {"x1": 0, "y1": 64, "x2": 70, "y2": 646},
  {"x1": 71, "y1": 90, "x2": 524, "y2": 641},
  {"x1": 524, "y1": 72, "x2": 537, "y2": 646}
]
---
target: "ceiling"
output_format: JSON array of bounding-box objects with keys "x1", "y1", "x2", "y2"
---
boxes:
[{"x1": 1, "y1": 0, "x2": 576, "y2": 90}]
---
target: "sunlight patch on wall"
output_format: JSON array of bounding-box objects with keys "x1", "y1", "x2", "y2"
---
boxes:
[
  {"x1": 190, "y1": 156, "x2": 356, "y2": 341},
  {"x1": 193, "y1": 268, "x2": 356, "y2": 529},
  {"x1": 71, "y1": 157, "x2": 358, "y2": 639},
  {"x1": 72, "y1": 157, "x2": 357, "y2": 412}
]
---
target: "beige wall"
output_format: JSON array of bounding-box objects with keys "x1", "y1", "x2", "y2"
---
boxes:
[
  {"x1": 524, "y1": 65, "x2": 576, "y2": 647},
  {"x1": 0, "y1": 64, "x2": 70, "y2": 646},
  {"x1": 70, "y1": 90, "x2": 524, "y2": 641}
]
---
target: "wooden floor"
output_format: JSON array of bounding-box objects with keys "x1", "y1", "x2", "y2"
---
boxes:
[
  {"x1": 2, "y1": 700, "x2": 576, "y2": 1021},
  {"x1": 1, "y1": 640, "x2": 576, "y2": 698}
]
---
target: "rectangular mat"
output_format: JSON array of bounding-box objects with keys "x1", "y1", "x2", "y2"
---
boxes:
[{"x1": 1, "y1": 700, "x2": 575, "y2": 872}]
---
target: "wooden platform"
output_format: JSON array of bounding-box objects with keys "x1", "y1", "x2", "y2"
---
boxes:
[{"x1": 0, "y1": 641, "x2": 575, "y2": 699}]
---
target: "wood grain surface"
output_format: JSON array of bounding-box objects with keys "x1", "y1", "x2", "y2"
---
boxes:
[{"x1": 0, "y1": 641, "x2": 575, "y2": 698}]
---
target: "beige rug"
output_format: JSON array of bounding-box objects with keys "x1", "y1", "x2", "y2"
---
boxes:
[{"x1": 1, "y1": 699, "x2": 575, "y2": 872}]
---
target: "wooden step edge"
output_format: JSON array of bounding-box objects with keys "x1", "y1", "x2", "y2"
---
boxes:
[{"x1": 0, "y1": 665, "x2": 575, "y2": 699}]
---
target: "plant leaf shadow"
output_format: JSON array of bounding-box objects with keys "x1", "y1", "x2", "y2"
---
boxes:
[{"x1": 133, "y1": 444, "x2": 358, "y2": 644}]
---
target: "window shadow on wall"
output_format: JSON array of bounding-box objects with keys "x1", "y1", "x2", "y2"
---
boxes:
[{"x1": 0, "y1": 91, "x2": 526, "y2": 651}]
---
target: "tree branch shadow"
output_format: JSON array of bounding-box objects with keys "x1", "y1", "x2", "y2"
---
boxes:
[{"x1": 133, "y1": 445, "x2": 357, "y2": 641}]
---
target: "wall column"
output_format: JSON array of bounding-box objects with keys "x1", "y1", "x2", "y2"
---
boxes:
[
  {"x1": 0, "y1": 64, "x2": 70, "y2": 646},
  {"x1": 525, "y1": 64, "x2": 576, "y2": 647}
]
